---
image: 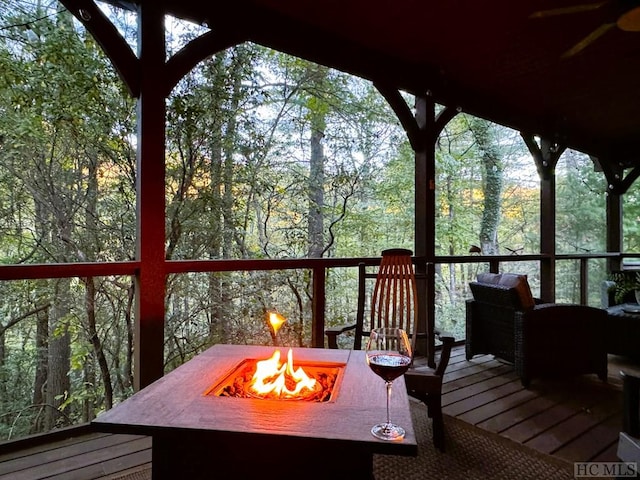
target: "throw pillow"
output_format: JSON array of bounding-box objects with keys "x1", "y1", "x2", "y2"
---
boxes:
[
  {"x1": 476, "y1": 272, "x2": 502, "y2": 284},
  {"x1": 498, "y1": 273, "x2": 535, "y2": 309}
]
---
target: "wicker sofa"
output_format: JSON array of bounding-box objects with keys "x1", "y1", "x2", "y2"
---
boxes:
[
  {"x1": 601, "y1": 270, "x2": 640, "y2": 358},
  {"x1": 466, "y1": 273, "x2": 608, "y2": 388}
]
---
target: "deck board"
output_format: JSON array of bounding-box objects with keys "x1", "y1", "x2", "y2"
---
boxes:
[
  {"x1": 456, "y1": 386, "x2": 540, "y2": 425},
  {"x1": 553, "y1": 413, "x2": 622, "y2": 462},
  {"x1": 0, "y1": 434, "x2": 151, "y2": 480},
  {"x1": 443, "y1": 347, "x2": 639, "y2": 463},
  {"x1": 0, "y1": 345, "x2": 638, "y2": 478},
  {"x1": 475, "y1": 392, "x2": 561, "y2": 432}
]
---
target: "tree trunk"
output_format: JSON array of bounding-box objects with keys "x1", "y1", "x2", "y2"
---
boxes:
[
  {"x1": 84, "y1": 155, "x2": 113, "y2": 412},
  {"x1": 31, "y1": 302, "x2": 49, "y2": 433},
  {"x1": 207, "y1": 59, "x2": 224, "y2": 342},
  {"x1": 206, "y1": 49, "x2": 246, "y2": 343},
  {"x1": 308, "y1": 122, "x2": 325, "y2": 258},
  {"x1": 85, "y1": 276, "x2": 113, "y2": 411},
  {"x1": 307, "y1": 66, "x2": 328, "y2": 259},
  {"x1": 470, "y1": 118, "x2": 503, "y2": 255},
  {"x1": 0, "y1": 327, "x2": 5, "y2": 427},
  {"x1": 124, "y1": 279, "x2": 135, "y2": 391},
  {"x1": 45, "y1": 278, "x2": 71, "y2": 430}
]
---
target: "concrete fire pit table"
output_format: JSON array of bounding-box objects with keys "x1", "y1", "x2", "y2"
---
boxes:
[{"x1": 93, "y1": 344, "x2": 417, "y2": 479}]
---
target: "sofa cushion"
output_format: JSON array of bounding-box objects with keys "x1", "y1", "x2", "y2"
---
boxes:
[
  {"x1": 476, "y1": 272, "x2": 535, "y2": 310},
  {"x1": 476, "y1": 272, "x2": 501, "y2": 284},
  {"x1": 498, "y1": 273, "x2": 535, "y2": 309}
]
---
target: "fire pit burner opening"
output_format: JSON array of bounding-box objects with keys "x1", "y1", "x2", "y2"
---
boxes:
[{"x1": 205, "y1": 352, "x2": 344, "y2": 403}]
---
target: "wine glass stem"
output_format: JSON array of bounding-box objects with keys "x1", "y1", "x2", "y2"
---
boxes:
[{"x1": 385, "y1": 381, "x2": 393, "y2": 427}]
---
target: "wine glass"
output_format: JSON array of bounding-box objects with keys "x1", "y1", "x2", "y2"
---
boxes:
[{"x1": 365, "y1": 327, "x2": 412, "y2": 441}]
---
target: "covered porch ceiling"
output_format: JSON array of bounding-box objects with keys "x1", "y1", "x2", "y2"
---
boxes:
[{"x1": 104, "y1": 0, "x2": 640, "y2": 175}]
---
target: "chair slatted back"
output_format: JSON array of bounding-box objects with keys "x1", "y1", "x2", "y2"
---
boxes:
[{"x1": 358, "y1": 248, "x2": 419, "y2": 356}]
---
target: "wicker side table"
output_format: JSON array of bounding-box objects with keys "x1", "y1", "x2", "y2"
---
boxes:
[{"x1": 606, "y1": 304, "x2": 640, "y2": 358}]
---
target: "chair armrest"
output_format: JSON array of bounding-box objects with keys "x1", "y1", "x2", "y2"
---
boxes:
[
  {"x1": 516, "y1": 303, "x2": 607, "y2": 350},
  {"x1": 325, "y1": 323, "x2": 357, "y2": 349},
  {"x1": 434, "y1": 334, "x2": 455, "y2": 376},
  {"x1": 516, "y1": 303, "x2": 607, "y2": 359},
  {"x1": 435, "y1": 329, "x2": 455, "y2": 343},
  {"x1": 525, "y1": 303, "x2": 605, "y2": 326},
  {"x1": 515, "y1": 304, "x2": 608, "y2": 388}
]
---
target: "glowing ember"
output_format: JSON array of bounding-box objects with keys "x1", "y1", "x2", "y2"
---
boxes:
[{"x1": 249, "y1": 349, "x2": 316, "y2": 398}]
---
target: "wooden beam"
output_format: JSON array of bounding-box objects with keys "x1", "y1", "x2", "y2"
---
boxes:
[
  {"x1": 60, "y1": 0, "x2": 140, "y2": 96},
  {"x1": 135, "y1": 5, "x2": 167, "y2": 390},
  {"x1": 374, "y1": 82, "x2": 423, "y2": 151},
  {"x1": 414, "y1": 95, "x2": 459, "y2": 367},
  {"x1": 522, "y1": 134, "x2": 566, "y2": 302},
  {"x1": 163, "y1": 29, "x2": 248, "y2": 97},
  {"x1": 0, "y1": 262, "x2": 138, "y2": 280},
  {"x1": 606, "y1": 192, "x2": 623, "y2": 272}
]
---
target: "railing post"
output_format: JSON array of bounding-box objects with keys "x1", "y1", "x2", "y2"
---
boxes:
[
  {"x1": 311, "y1": 265, "x2": 326, "y2": 347},
  {"x1": 579, "y1": 257, "x2": 588, "y2": 305},
  {"x1": 489, "y1": 259, "x2": 500, "y2": 273}
]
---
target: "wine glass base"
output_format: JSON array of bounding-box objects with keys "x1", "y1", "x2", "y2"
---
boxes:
[{"x1": 371, "y1": 422, "x2": 405, "y2": 441}]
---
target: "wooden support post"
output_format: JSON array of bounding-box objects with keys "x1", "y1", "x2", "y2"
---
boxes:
[
  {"x1": 522, "y1": 134, "x2": 563, "y2": 303},
  {"x1": 606, "y1": 191, "x2": 623, "y2": 272},
  {"x1": 539, "y1": 173, "x2": 556, "y2": 302},
  {"x1": 135, "y1": 5, "x2": 167, "y2": 390},
  {"x1": 414, "y1": 96, "x2": 458, "y2": 367},
  {"x1": 414, "y1": 96, "x2": 432, "y2": 366},
  {"x1": 373, "y1": 85, "x2": 459, "y2": 366}
]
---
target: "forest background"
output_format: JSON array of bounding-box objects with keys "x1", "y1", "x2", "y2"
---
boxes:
[{"x1": 0, "y1": 0, "x2": 639, "y2": 441}]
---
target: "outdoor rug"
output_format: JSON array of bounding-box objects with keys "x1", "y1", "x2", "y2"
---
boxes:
[
  {"x1": 116, "y1": 399, "x2": 582, "y2": 480},
  {"x1": 373, "y1": 399, "x2": 580, "y2": 480}
]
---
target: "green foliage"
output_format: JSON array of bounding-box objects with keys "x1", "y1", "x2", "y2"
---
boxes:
[
  {"x1": 609, "y1": 271, "x2": 640, "y2": 304},
  {"x1": 556, "y1": 150, "x2": 607, "y2": 254},
  {"x1": 0, "y1": 0, "x2": 623, "y2": 443},
  {"x1": 623, "y1": 181, "x2": 640, "y2": 251}
]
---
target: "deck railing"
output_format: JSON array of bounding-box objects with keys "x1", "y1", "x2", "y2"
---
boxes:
[
  {"x1": 0, "y1": 251, "x2": 635, "y2": 346},
  {"x1": 1, "y1": 250, "x2": 638, "y2": 444}
]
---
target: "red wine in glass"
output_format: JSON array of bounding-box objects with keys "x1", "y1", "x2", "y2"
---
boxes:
[
  {"x1": 365, "y1": 327, "x2": 413, "y2": 441},
  {"x1": 367, "y1": 353, "x2": 411, "y2": 382}
]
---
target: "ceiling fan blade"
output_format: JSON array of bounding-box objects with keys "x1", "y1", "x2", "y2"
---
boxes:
[
  {"x1": 617, "y1": 6, "x2": 640, "y2": 31},
  {"x1": 529, "y1": 1, "x2": 608, "y2": 19},
  {"x1": 562, "y1": 22, "x2": 616, "y2": 57}
]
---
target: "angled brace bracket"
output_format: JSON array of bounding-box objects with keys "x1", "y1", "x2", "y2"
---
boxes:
[
  {"x1": 521, "y1": 133, "x2": 565, "y2": 180},
  {"x1": 62, "y1": 0, "x2": 249, "y2": 99},
  {"x1": 594, "y1": 156, "x2": 640, "y2": 196},
  {"x1": 373, "y1": 83, "x2": 458, "y2": 153},
  {"x1": 61, "y1": 0, "x2": 140, "y2": 96}
]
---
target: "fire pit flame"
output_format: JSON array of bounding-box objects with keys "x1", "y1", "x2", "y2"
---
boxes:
[
  {"x1": 250, "y1": 349, "x2": 316, "y2": 398},
  {"x1": 212, "y1": 349, "x2": 342, "y2": 402}
]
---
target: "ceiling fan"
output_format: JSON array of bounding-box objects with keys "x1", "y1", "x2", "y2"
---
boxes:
[{"x1": 529, "y1": 0, "x2": 640, "y2": 58}]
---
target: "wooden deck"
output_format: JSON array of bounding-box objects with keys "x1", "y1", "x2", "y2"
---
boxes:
[
  {"x1": 442, "y1": 345, "x2": 638, "y2": 463},
  {"x1": 1, "y1": 344, "x2": 637, "y2": 479},
  {"x1": 0, "y1": 429, "x2": 151, "y2": 480}
]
